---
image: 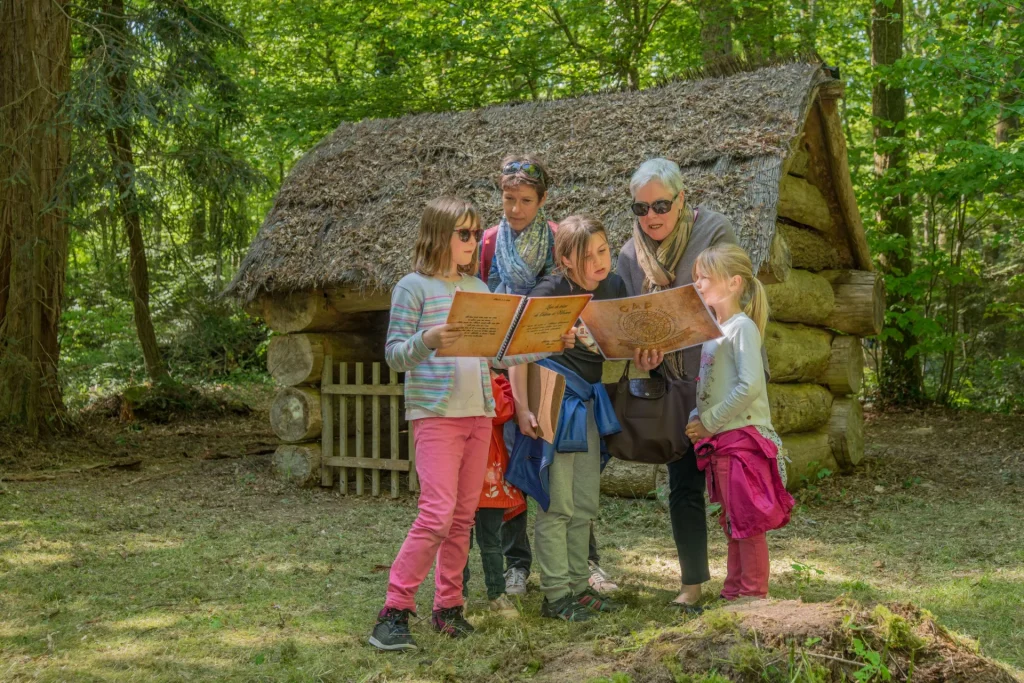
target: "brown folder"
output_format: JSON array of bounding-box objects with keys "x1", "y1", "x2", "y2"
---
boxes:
[{"x1": 527, "y1": 363, "x2": 564, "y2": 445}]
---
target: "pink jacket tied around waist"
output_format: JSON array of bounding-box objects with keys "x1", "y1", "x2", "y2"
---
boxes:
[{"x1": 695, "y1": 426, "x2": 795, "y2": 539}]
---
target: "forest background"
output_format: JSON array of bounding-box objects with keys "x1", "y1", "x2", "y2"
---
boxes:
[{"x1": 2, "y1": 0, "x2": 1022, "y2": 434}]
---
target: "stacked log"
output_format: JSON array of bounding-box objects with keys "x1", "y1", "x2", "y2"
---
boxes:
[
  {"x1": 602, "y1": 121, "x2": 875, "y2": 495},
  {"x1": 252, "y1": 289, "x2": 394, "y2": 487}
]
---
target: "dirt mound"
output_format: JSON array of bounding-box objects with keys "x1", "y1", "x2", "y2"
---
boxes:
[
  {"x1": 540, "y1": 599, "x2": 1022, "y2": 683},
  {"x1": 633, "y1": 600, "x2": 1021, "y2": 683}
]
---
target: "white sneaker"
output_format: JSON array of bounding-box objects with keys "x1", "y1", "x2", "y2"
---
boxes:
[
  {"x1": 489, "y1": 594, "x2": 520, "y2": 618},
  {"x1": 504, "y1": 567, "x2": 528, "y2": 596},
  {"x1": 588, "y1": 561, "x2": 619, "y2": 593}
]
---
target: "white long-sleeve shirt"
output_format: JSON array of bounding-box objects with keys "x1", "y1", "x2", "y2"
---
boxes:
[{"x1": 690, "y1": 313, "x2": 774, "y2": 434}]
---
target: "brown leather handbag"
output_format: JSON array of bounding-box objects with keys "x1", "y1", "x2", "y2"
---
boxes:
[{"x1": 603, "y1": 363, "x2": 697, "y2": 465}]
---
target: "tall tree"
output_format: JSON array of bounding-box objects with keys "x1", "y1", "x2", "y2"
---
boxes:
[
  {"x1": 871, "y1": 0, "x2": 922, "y2": 403},
  {"x1": 99, "y1": 0, "x2": 169, "y2": 383},
  {"x1": 542, "y1": 0, "x2": 680, "y2": 89},
  {"x1": 0, "y1": 0, "x2": 71, "y2": 434},
  {"x1": 697, "y1": 0, "x2": 734, "y2": 64}
]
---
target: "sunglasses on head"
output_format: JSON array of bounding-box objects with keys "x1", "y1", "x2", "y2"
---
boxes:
[
  {"x1": 454, "y1": 228, "x2": 484, "y2": 243},
  {"x1": 630, "y1": 198, "x2": 675, "y2": 217},
  {"x1": 502, "y1": 161, "x2": 544, "y2": 181}
]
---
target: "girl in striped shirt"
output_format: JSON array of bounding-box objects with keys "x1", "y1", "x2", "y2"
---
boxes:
[{"x1": 370, "y1": 197, "x2": 575, "y2": 651}]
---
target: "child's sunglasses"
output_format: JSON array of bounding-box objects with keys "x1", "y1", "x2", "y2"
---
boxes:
[
  {"x1": 501, "y1": 161, "x2": 544, "y2": 180},
  {"x1": 630, "y1": 199, "x2": 675, "y2": 217},
  {"x1": 454, "y1": 228, "x2": 484, "y2": 243}
]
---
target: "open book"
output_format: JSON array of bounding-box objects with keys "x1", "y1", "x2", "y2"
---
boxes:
[
  {"x1": 578, "y1": 284, "x2": 722, "y2": 360},
  {"x1": 436, "y1": 290, "x2": 592, "y2": 360}
]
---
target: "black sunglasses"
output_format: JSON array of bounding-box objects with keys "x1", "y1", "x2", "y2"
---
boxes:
[
  {"x1": 630, "y1": 198, "x2": 675, "y2": 217},
  {"x1": 455, "y1": 228, "x2": 484, "y2": 243},
  {"x1": 501, "y1": 161, "x2": 544, "y2": 181}
]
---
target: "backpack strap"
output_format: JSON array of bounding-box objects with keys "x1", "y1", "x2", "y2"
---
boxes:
[{"x1": 480, "y1": 225, "x2": 499, "y2": 283}]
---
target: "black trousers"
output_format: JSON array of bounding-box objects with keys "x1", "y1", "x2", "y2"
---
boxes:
[
  {"x1": 668, "y1": 444, "x2": 711, "y2": 585},
  {"x1": 463, "y1": 508, "x2": 507, "y2": 600}
]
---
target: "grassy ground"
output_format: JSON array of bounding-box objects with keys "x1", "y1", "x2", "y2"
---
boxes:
[{"x1": 1, "y1": 393, "x2": 1022, "y2": 682}]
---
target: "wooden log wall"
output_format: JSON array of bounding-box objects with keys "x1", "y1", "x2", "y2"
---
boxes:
[
  {"x1": 256, "y1": 294, "x2": 403, "y2": 490},
  {"x1": 602, "y1": 91, "x2": 872, "y2": 496}
]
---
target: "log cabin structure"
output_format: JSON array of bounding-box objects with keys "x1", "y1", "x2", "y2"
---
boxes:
[{"x1": 226, "y1": 61, "x2": 881, "y2": 496}]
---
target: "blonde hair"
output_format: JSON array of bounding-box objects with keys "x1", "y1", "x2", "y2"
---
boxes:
[
  {"x1": 693, "y1": 244, "x2": 769, "y2": 337},
  {"x1": 413, "y1": 197, "x2": 480, "y2": 277},
  {"x1": 554, "y1": 215, "x2": 607, "y2": 288}
]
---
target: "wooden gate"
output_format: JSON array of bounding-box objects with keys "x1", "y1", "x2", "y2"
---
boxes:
[{"x1": 319, "y1": 357, "x2": 418, "y2": 497}]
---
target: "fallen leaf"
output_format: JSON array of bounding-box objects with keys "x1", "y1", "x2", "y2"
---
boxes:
[{"x1": 371, "y1": 564, "x2": 391, "y2": 573}]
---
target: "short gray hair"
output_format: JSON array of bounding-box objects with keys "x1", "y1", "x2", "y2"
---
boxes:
[{"x1": 629, "y1": 158, "x2": 685, "y2": 198}]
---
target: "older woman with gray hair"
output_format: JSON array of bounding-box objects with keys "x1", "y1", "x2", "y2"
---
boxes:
[{"x1": 618, "y1": 157, "x2": 740, "y2": 611}]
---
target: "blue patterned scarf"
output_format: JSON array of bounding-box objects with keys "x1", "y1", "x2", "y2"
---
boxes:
[{"x1": 493, "y1": 209, "x2": 554, "y2": 295}]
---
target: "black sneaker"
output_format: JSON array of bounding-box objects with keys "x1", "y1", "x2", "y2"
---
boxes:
[
  {"x1": 369, "y1": 607, "x2": 417, "y2": 651},
  {"x1": 576, "y1": 586, "x2": 624, "y2": 613},
  {"x1": 431, "y1": 605, "x2": 475, "y2": 638},
  {"x1": 541, "y1": 593, "x2": 595, "y2": 621}
]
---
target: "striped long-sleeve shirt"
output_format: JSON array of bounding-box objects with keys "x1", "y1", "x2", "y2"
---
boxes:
[{"x1": 385, "y1": 272, "x2": 548, "y2": 419}]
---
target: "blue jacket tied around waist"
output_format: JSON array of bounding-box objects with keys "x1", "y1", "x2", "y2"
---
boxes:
[{"x1": 506, "y1": 358, "x2": 622, "y2": 511}]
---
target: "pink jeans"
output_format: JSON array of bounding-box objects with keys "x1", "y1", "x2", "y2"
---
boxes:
[
  {"x1": 712, "y1": 455, "x2": 770, "y2": 599},
  {"x1": 385, "y1": 416, "x2": 490, "y2": 612}
]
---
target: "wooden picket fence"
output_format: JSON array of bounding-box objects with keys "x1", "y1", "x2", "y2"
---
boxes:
[{"x1": 319, "y1": 357, "x2": 418, "y2": 497}]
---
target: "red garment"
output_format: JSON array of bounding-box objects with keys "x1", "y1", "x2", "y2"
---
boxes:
[
  {"x1": 478, "y1": 375, "x2": 526, "y2": 510},
  {"x1": 479, "y1": 221, "x2": 559, "y2": 284},
  {"x1": 712, "y1": 455, "x2": 770, "y2": 599},
  {"x1": 695, "y1": 426, "x2": 794, "y2": 540}
]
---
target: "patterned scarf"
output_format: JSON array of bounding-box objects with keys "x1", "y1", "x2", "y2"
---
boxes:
[
  {"x1": 493, "y1": 208, "x2": 553, "y2": 295},
  {"x1": 632, "y1": 203, "x2": 696, "y2": 378}
]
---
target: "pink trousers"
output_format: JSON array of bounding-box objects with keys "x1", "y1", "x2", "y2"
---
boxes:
[
  {"x1": 711, "y1": 455, "x2": 770, "y2": 599},
  {"x1": 385, "y1": 415, "x2": 490, "y2": 612}
]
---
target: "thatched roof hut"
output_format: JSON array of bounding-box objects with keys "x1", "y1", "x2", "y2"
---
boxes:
[
  {"x1": 227, "y1": 61, "x2": 871, "y2": 305},
  {"x1": 238, "y1": 61, "x2": 882, "y2": 494}
]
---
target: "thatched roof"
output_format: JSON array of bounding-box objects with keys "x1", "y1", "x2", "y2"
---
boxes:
[{"x1": 227, "y1": 62, "x2": 838, "y2": 301}]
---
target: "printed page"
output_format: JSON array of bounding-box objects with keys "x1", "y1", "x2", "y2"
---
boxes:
[
  {"x1": 527, "y1": 363, "x2": 565, "y2": 445},
  {"x1": 503, "y1": 294, "x2": 593, "y2": 357},
  {"x1": 436, "y1": 290, "x2": 523, "y2": 358},
  {"x1": 578, "y1": 284, "x2": 723, "y2": 360}
]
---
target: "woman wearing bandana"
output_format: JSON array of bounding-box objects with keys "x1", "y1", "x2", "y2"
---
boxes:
[
  {"x1": 617, "y1": 157, "x2": 744, "y2": 612},
  {"x1": 477, "y1": 156, "x2": 619, "y2": 598}
]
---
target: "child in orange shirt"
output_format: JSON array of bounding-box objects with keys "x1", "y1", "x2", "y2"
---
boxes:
[{"x1": 462, "y1": 373, "x2": 525, "y2": 617}]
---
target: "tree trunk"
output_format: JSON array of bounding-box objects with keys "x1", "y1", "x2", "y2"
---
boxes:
[
  {"x1": 103, "y1": 0, "x2": 169, "y2": 384},
  {"x1": 698, "y1": 0, "x2": 734, "y2": 64},
  {"x1": 995, "y1": 7, "x2": 1020, "y2": 145},
  {"x1": 872, "y1": 0, "x2": 922, "y2": 403},
  {"x1": 0, "y1": 0, "x2": 71, "y2": 434}
]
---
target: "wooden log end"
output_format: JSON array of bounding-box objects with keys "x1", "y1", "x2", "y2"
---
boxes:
[
  {"x1": 270, "y1": 387, "x2": 322, "y2": 442},
  {"x1": 272, "y1": 443, "x2": 323, "y2": 488},
  {"x1": 828, "y1": 397, "x2": 864, "y2": 470}
]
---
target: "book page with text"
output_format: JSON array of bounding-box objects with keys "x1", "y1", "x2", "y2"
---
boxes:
[{"x1": 436, "y1": 290, "x2": 522, "y2": 358}]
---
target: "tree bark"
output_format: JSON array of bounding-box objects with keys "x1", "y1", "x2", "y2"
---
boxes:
[
  {"x1": 872, "y1": 0, "x2": 922, "y2": 403},
  {"x1": 698, "y1": 0, "x2": 735, "y2": 64},
  {"x1": 0, "y1": 0, "x2": 71, "y2": 434},
  {"x1": 995, "y1": 7, "x2": 1020, "y2": 145},
  {"x1": 102, "y1": 0, "x2": 169, "y2": 384}
]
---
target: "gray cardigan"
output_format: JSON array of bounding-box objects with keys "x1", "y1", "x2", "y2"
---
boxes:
[{"x1": 616, "y1": 205, "x2": 739, "y2": 380}]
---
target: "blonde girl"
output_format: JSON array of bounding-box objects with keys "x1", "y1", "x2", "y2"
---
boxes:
[
  {"x1": 370, "y1": 197, "x2": 574, "y2": 651},
  {"x1": 685, "y1": 244, "x2": 794, "y2": 601}
]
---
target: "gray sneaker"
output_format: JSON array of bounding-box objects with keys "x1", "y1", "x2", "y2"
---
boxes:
[{"x1": 504, "y1": 567, "x2": 528, "y2": 596}]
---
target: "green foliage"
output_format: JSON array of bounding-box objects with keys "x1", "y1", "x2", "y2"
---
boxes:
[{"x1": 52, "y1": 0, "x2": 1022, "y2": 412}]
